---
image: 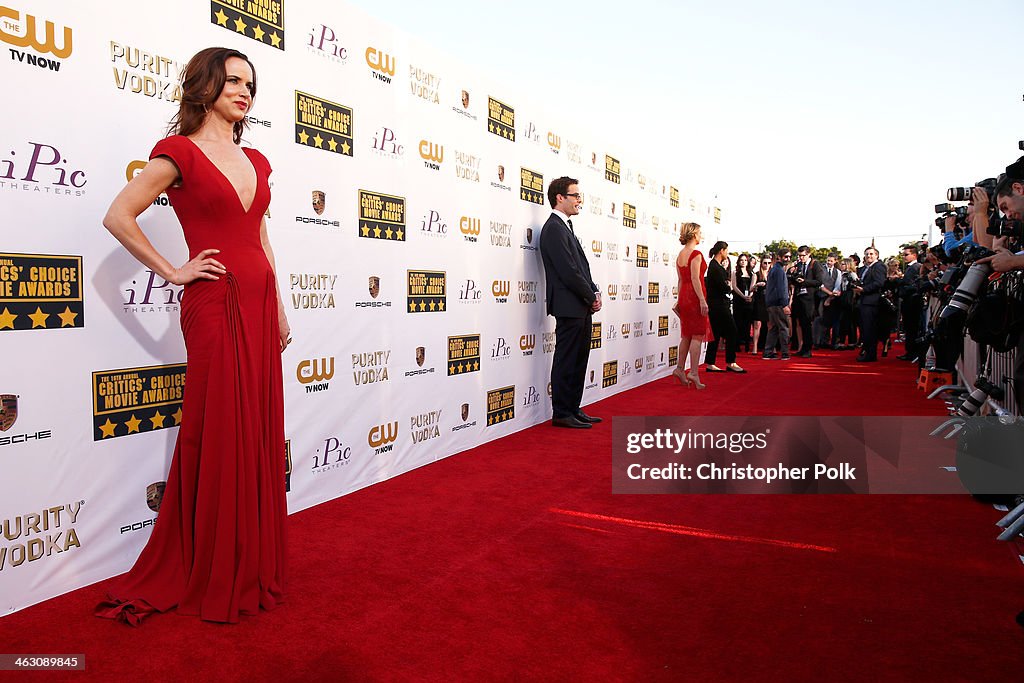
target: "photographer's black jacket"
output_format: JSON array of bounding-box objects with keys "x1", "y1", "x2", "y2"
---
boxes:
[{"x1": 705, "y1": 258, "x2": 732, "y2": 309}]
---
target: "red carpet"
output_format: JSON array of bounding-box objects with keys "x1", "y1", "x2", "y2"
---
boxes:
[{"x1": 2, "y1": 346, "x2": 1022, "y2": 681}]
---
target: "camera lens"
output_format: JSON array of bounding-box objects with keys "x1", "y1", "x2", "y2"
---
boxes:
[{"x1": 947, "y1": 187, "x2": 971, "y2": 202}]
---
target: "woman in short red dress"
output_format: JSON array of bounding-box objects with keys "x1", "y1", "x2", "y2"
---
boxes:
[
  {"x1": 96, "y1": 47, "x2": 289, "y2": 625},
  {"x1": 673, "y1": 222, "x2": 712, "y2": 389}
]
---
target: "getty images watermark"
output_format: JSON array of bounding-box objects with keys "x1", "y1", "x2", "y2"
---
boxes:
[{"x1": 612, "y1": 416, "x2": 1024, "y2": 494}]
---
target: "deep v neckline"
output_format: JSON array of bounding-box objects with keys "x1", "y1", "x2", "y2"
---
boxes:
[{"x1": 183, "y1": 136, "x2": 258, "y2": 214}]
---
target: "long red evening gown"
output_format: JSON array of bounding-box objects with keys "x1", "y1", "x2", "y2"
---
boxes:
[
  {"x1": 677, "y1": 249, "x2": 713, "y2": 339},
  {"x1": 96, "y1": 135, "x2": 287, "y2": 625}
]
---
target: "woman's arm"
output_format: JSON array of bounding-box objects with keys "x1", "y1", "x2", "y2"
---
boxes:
[{"x1": 260, "y1": 217, "x2": 291, "y2": 351}]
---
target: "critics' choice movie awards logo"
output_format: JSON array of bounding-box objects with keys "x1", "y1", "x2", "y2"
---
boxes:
[
  {"x1": 410, "y1": 409, "x2": 441, "y2": 445},
  {"x1": 0, "y1": 395, "x2": 52, "y2": 447},
  {"x1": 591, "y1": 323, "x2": 602, "y2": 350},
  {"x1": 296, "y1": 357, "x2": 334, "y2": 394},
  {"x1": 211, "y1": 0, "x2": 285, "y2": 50},
  {"x1": 603, "y1": 361, "x2": 618, "y2": 388},
  {"x1": 110, "y1": 43, "x2": 183, "y2": 104},
  {"x1": 312, "y1": 436, "x2": 352, "y2": 475},
  {"x1": 648, "y1": 282, "x2": 660, "y2": 304},
  {"x1": 1, "y1": 6, "x2": 72, "y2": 71},
  {"x1": 359, "y1": 190, "x2": 406, "y2": 241},
  {"x1": 1, "y1": 141, "x2": 86, "y2": 197},
  {"x1": 409, "y1": 64, "x2": 440, "y2": 104},
  {"x1": 353, "y1": 350, "x2": 390, "y2": 386},
  {"x1": 307, "y1": 23, "x2": 347, "y2": 63},
  {"x1": 605, "y1": 154, "x2": 621, "y2": 184},
  {"x1": 519, "y1": 167, "x2": 544, "y2": 205},
  {"x1": 0, "y1": 254, "x2": 83, "y2": 331},
  {"x1": 636, "y1": 245, "x2": 649, "y2": 268},
  {"x1": 1, "y1": 500, "x2": 84, "y2": 571},
  {"x1": 290, "y1": 273, "x2": 336, "y2": 309},
  {"x1": 487, "y1": 97, "x2": 515, "y2": 141},
  {"x1": 669, "y1": 345, "x2": 679, "y2": 367},
  {"x1": 623, "y1": 203, "x2": 637, "y2": 228},
  {"x1": 419, "y1": 140, "x2": 444, "y2": 171},
  {"x1": 447, "y1": 334, "x2": 480, "y2": 375},
  {"x1": 92, "y1": 364, "x2": 185, "y2": 440},
  {"x1": 486, "y1": 386, "x2": 515, "y2": 426},
  {"x1": 658, "y1": 315, "x2": 669, "y2": 337},
  {"x1": 407, "y1": 270, "x2": 446, "y2": 313},
  {"x1": 670, "y1": 186, "x2": 680, "y2": 208},
  {"x1": 295, "y1": 91, "x2": 353, "y2": 156},
  {"x1": 369, "y1": 422, "x2": 399, "y2": 454},
  {"x1": 365, "y1": 46, "x2": 395, "y2": 83}
]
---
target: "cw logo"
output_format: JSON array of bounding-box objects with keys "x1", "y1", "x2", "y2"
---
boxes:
[
  {"x1": 621, "y1": 323, "x2": 630, "y2": 336},
  {"x1": 368, "y1": 422, "x2": 399, "y2": 448},
  {"x1": 0, "y1": 8, "x2": 73, "y2": 58},
  {"x1": 546, "y1": 132, "x2": 561, "y2": 150},
  {"x1": 418, "y1": 140, "x2": 444, "y2": 163},
  {"x1": 591, "y1": 240, "x2": 603, "y2": 255},
  {"x1": 459, "y1": 217, "x2": 480, "y2": 235},
  {"x1": 519, "y1": 334, "x2": 535, "y2": 351},
  {"x1": 635, "y1": 359, "x2": 643, "y2": 371},
  {"x1": 297, "y1": 358, "x2": 335, "y2": 384},
  {"x1": 607, "y1": 284, "x2": 618, "y2": 297},
  {"x1": 364, "y1": 47, "x2": 395, "y2": 75},
  {"x1": 492, "y1": 280, "x2": 510, "y2": 297},
  {"x1": 126, "y1": 160, "x2": 146, "y2": 181}
]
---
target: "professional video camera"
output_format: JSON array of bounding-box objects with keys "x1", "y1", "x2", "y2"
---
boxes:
[{"x1": 938, "y1": 244, "x2": 994, "y2": 328}]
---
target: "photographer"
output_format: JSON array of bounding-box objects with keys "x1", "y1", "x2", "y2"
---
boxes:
[
  {"x1": 897, "y1": 244, "x2": 925, "y2": 362},
  {"x1": 976, "y1": 176, "x2": 1024, "y2": 272},
  {"x1": 854, "y1": 247, "x2": 886, "y2": 362}
]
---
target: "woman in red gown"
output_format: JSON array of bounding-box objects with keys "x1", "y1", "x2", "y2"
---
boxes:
[
  {"x1": 96, "y1": 47, "x2": 289, "y2": 625},
  {"x1": 673, "y1": 222, "x2": 712, "y2": 389}
]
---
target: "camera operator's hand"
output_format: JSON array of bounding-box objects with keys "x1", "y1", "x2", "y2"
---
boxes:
[
  {"x1": 976, "y1": 247, "x2": 1024, "y2": 273},
  {"x1": 943, "y1": 214, "x2": 956, "y2": 233},
  {"x1": 972, "y1": 186, "x2": 989, "y2": 215}
]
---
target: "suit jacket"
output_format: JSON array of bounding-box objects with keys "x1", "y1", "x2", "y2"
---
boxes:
[
  {"x1": 705, "y1": 258, "x2": 732, "y2": 309},
  {"x1": 820, "y1": 264, "x2": 841, "y2": 293},
  {"x1": 898, "y1": 261, "x2": 923, "y2": 308},
  {"x1": 539, "y1": 213, "x2": 597, "y2": 318},
  {"x1": 858, "y1": 261, "x2": 886, "y2": 305},
  {"x1": 795, "y1": 258, "x2": 825, "y2": 298}
]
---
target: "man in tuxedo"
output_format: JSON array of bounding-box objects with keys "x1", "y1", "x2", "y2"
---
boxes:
[
  {"x1": 854, "y1": 247, "x2": 886, "y2": 362},
  {"x1": 791, "y1": 245, "x2": 825, "y2": 357},
  {"x1": 897, "y1": 245, "x2": 924, "y2": 362},
  {"x1": 539, "y1": 176, "x2": 602, "y2": 429},
  {"x1": 817, "y1": 253, "x2": 842, "y2": 348}
]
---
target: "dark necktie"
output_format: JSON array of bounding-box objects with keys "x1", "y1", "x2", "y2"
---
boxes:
[{"x1": 567, "y1": 219, "x2": 574, "y2": 233}]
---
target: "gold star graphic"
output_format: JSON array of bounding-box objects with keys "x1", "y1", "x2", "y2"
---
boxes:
[
  {"x1": 99, "y1": 419, "x2": 117, "y2": 438},
  {"x1": 150, "y1": 411, "x2": 166, "y2": 429},
  {"x1": 340, "y1": 140, "x2": 351, "y2": 155},
  {"x1": 408, "y1": 300, "x2": 417, "y2": 312},
  {"x1": 57, "y1": 306, "x2": 78, "y2": 327},
  {"x1": 372, "y1": 225, "x2": 382, "y2": 238},
  {"x1": 473, "y1": 361, "x2": 480, "y2": 371},
  {"x1": 214, "y1": 8, "x2": 228, "y2": 25},
  {"x1": 233, "y1": 16, "x2": 248, "y2": 33},
  {"x1": 125, "y1": 414, "x2": 142, "y2": 433},
  {"x1": 0, "y1": 307, "x2": 16, "y2": 329},
  {"x1": 384, "y1": 227, "x2": 394, "y2": 240},
  {"x1": 269, "y1": 31, "x2": 282, "y2": 48},
  {"x1": 327, "y1": 137, "x2": 338, "y2": 152},
  {"x1": 313, "y1": 133, "x2": 324, "y2": 148},
  {"x1": 298, "y1": 129, "x2": 310, "y2": 145},
  {"x1": 488, "y1": 122, "x2": 495, "y2": 133},
  {"x1": 395, "y1": 228, "x2": 404, "y2": 240},
  {"x1": 438, "y1": 300, "x2": 445, "y2": 311},
  {"x1": 28, "y1": 307, "x2": 49, "y2": 328},
  {"x1": 252, "y1": 24, "x2": 266, "y2": 42},
  {"x1": 428, "y1": 301, "x2": 436, "y2": 312},
  {"x1": 172, "y1": 407, "x2": 183, "y2": 425},
  {"x1": 457, "y1": 362, "x2": 465, "y2": 374},
  {"x1": 361, "y1": 223, "x2": 371, "y2": 237},
  {"x1": 521, "y1": 190, "x2": 527, "y2": 200},
  {"x1": 487, "y1": 415, "x2": 494, "y2": 425},
  {"x1": 418, "y1": 301, "x2": 426, "y2": 312}
]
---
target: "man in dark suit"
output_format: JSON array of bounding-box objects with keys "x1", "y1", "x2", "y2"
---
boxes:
[
  {"x1": 854, "y1": 247, "x2": 886, "y2": 362},
  {"x1": 817, "y1": 252, "x2": 842, "y2": 348},
  {"x1": 791, "y1": 245, "x2": 825, "y2": 357},
  {"x1": 539, "y1": 176, "x2": 602, "y2": 428},
  {"x1": 896, "y1": 244, "x2": 924, "y2": 362}
]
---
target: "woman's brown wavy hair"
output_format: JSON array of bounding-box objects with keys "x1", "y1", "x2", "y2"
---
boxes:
[{"x1": 168, "y1": 47, "x2": 256, "y2": 144}]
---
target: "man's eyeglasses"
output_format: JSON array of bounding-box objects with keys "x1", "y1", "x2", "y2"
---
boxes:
[{"x1": 563, "y1": 192, "x2": 583, "y2": 200}]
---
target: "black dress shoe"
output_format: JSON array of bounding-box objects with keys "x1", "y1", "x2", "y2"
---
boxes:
[
  {"x1": 856, "y1": 355, "x2": 877, "y2": 362},
  {"x1": 575, "y1": 411, "x2": 603, "y2": 423},
  {"x1": 797, "y1": 351, "x2": 812, "y2": 358},
  {"x1": 552, "y1": 416, "x2": 591, "y2": 429}
]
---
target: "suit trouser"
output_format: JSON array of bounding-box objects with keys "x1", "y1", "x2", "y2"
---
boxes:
[
  {"x1": 860, "y1": 303, "x2": 879, "y2": 359},
  {"x1": 821, "y1": 300, "x2": 841, "y2": 346},
  {"x1": 793, "y1": 294, "x2": 814, "y2": 352},
  {"x1": 901, "y1": 302, "x2": 923, "y2": 358},
  {"x1": 551, "y1": 313, "x2": 592, "y2": 419},
  {"x1": 705, "y1": 305, "x2": 737, "y2": 365},
  {"x1": 765, "y1": 305, "x2": 790, "y2": 354}
]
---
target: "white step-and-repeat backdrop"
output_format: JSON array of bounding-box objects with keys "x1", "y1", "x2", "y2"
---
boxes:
[{"x1": 0, "y1": 0, "x2": 723, "y2": 615}]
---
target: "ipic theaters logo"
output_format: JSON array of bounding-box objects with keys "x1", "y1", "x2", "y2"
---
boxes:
[
  {"x1": 296, "y1": 357, "x2": 334, "y2": 394},
  {"x1": 670, "y1": 186, "x2": 680, "y2": 208},
  {"x1": 448, "y1": 334, "x2": 480, "y2": 375},
  {"x1": 519, "y1": 334, "x2": 535, "y2": 357},
  {"x1": 0, "y1": 6, "x2": 72, "y2": 72},
  {"x1": 295, "y1": 91, "x2": 353, "y2": 156},
  {"x1": 0, "y1": 394, "x2": 52, "y2": 448},
  {"x1": 312, "y1": 436, "x2": 351, "y2": 475},
  {"x1": 410, "y1": 409, "x2": 441, "y2": 446},
  {"x1": 521, "y1": 121, "x2": 540, "y2": 145},
  {"x1": 457, "y1": 279, "x2": 482, "y2": 304},
  {"x1": 407, "y1": 270, "x2": 446, "y2": 313},
  {"x1": 605, "y1": 154, "x2": 621, "y2": 184},
  {"x1": 487, "y1": 97, "x2": 515, "y2": 140},
  {"x1": 365, "y1": 46, "x2": 395, "y2": 83},
  {"x1": 620, "y1": 359, "x2": 633, "y2": 379},
  {"x1": 0, "y1": 142, "x2": 86, "y2": 197},
  {"x1": 522, "y1": 386, "x2": 541, "y2": 410},
  {"x1": 355, "y1": 275, "x2": 393, "y2": 308},
  {"x1": 123, "y1": 269, "x2": 182, "y2": 314},
  {"x1": 359, "y1": 190, "x2": 406, "y2": 242},
  {"x1": 517, "y1": 280, "x2": 537, "y2": 303},
  {"x1": 368, "y1": 422, "x2": 399, "y2": 454},
  {"x1": 409, "y1": 64, "x2": 440, "y2": 104},
  {"x1": 352, "y1": 350, "x2": 390, "y2": 386},
  {"x1": 486, "y1": 386, "x2": 515, "y2": 426},
  {"x1": 623, "y1": 203, "x2": 637, "y2": 229},
  {"x1": 519, "y1": 167, "x2": 544, "y2": 205},
  {"x1": 418, "y1": 208, "x2": 447, "y2": 239},
  {"x1": 648, "y1": 282, "x2": 660, "y2": 304},
  {"x1": 636, "y1": 245, "x2": 649, "y2": 268},
  {"x1": 0, "y1": 500, "x2": 84, "y2": 572},
  {"x1": 454, "y1": 150, "x2": 480, "y2": 183},
  {"x1": 370, "y1": 126, "x2": 404, "y2": 161},
  {"x1": 0, "y1": 253, "x2": 83, "y2": 331},
  {"x1": 490, "y1": 336, "x2": 512, "y2": 362},
  {"x1": 110, "y1": 43, "x2": 183, "y2": 103},
  {"x1": 459, "y1": 216, "x2": 480, "y2": 243},
  {"x1": 307, "y1": 22, "x2": 347, "y2": 63},
  {"x1": 605, "y1": 324, "x2": 618, "y2": 341},
  {"x1": 602, "y1": 361, "x2": 618, "y2": 388},
  {"x1": 590, "y1": 323, "x2": 602, "y2": 350},
  {"x1": 658, "y1": 315, "x2": 669, "y2": 337},
  {"x1": 419, "y1": 140, "x2": 444, "y2": 171},
  {"x1": 290, "y1": 273, "x2": 336, "y2": 310},
  {"x1": 211, "y1": 0, "x2": 285, "y2": 50},
  {"x1": 491, "y1": 279, "x2": 510, "y2": 304},
  {"x1": 92, "y1": 364, "x2": 185, "y2": 440}
]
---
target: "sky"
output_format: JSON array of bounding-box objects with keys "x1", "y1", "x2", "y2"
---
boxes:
[{"x1": 347, "y1": 0, "x2": 1022, "y2": 258}]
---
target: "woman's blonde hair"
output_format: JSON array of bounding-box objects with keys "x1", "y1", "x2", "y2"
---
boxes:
[{"x1": 679, "y1": 222, "x2": 701, "y2": 245}]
